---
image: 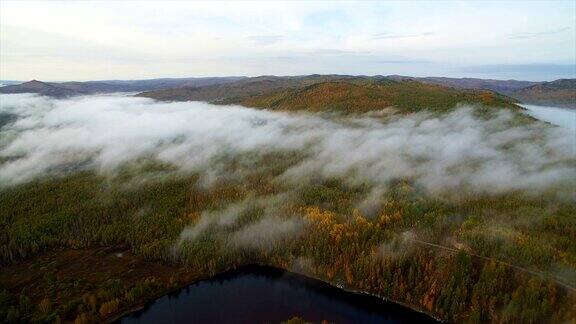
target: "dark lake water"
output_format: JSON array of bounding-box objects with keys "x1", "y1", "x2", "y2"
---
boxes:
[{"x1": 118, "y1": 265, "x2": 437, "y2": 324}]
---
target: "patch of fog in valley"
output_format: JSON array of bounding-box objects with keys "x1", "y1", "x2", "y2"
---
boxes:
[
  {"x1": 1, "y1": 94, "x2": 574, "y2": 195},
  {"x1": 521, "y1": 104, "x2": 576, "y2": 131}
]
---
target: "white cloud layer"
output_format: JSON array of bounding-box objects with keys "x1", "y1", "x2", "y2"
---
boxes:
[
  {"x1": 0, "y1": 94, "x2": 574, "y2": 196},
  {"x1": 1, "y1": 1, "x2": 574, "y2": 80}
]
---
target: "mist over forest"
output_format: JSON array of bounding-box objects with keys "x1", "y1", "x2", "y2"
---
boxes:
[
  {"x1": 1, "y1": 88, "x2": 576, "y2": 323},
  {"x1": 1, "y1": 1, "x2": 575, "y2": 322},
  {"x1": 1, "y1": 94, "x2": 574, "y2": 194}
]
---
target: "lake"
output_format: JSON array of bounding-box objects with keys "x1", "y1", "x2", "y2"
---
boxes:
[
  {"x1": 117, "y1": 265, "x2": 437, "y2": 324},
  {"x1": 521, "y1": 104, "x2": 576, "y2": 130}
]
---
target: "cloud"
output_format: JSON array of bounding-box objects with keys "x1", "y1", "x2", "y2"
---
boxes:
[
  {"x1": 371, "y1": 32, "x2": 433, "y2": 40},
  {"x1": 267, "y1": 56, "x2": 303, "y2": 62},
  {"x1": 2, "y1": 1, "x2": 575, "y2": 80},
  {"x1": 2, "y1": 93, "x2": 575, "y2": 254},
  {"x1": 178, "y1": 202, "x2": 249, "y2": 243},
  {"x1": 378, "y1": 231, "x2": 418, "y2": 260},
  {"x1": 230, "y1": 216, "x2": 302, "y2": 249},
  {"x1": 175, "y1": 194, "x2": 297, "y2": 249},
  {"x1": 0, "y1": 94, "x2": 574, "y2": 198},
  {"x1": 311, "y1": 49, "x2": 372, "y2": 55},
  {"x1": 509, "y1": 27, "x2": 570, "y2": 39},
  {"x1": 246, "y1": 35, "x2": 283, "y2": 46},
  {"x1": 374, "y1": 59, "x2": 430, "y2": 64}
]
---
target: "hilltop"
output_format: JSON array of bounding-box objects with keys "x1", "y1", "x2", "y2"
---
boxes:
[
  {"x1": 0, "y1": 80, "x2": 79, "y2": 98},
  {"x1": 224, "y1": 80, "x2": 519, "y2": 113},
  {"x1": 138, "y1": 76, "x2": 520, "y2": 113},
  {"x1": 510, "y1": 79, "x2": 576, "y2": 108}
]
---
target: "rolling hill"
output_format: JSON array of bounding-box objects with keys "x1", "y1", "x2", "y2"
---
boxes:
[
  {"x1": 138, "y1": 76, "x2": 520, "y2": 113},
  {"x1": 386, "y1": 75, "x2": 539, "y2": 94},
  {"x1": 386, "y1": 76, "x2": 575, "y2": 108},
  {"x1": 4, "y1": 75, "x2": 572, "y2": 110},
  {"x1": 510, "y1": 79, "x2": 576, "y2": 108},
  {"x1": 0, "y1": 80, "x2": 79, "y2": 98},
  {"x1": 227, "y1": 80, "x2": 519, "y2": 113}
]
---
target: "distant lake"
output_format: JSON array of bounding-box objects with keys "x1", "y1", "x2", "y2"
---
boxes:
[
  {"x1": 117, "y1": 265, "x2": 437, "y2": 324},
  {"x1": 521, "y1": 104, "x2": 576, "y2": 130}
]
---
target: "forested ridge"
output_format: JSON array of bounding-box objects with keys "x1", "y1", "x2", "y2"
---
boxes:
[
  {"x1": 224, "y1": 80, "x2": 519, "y2": 114},
  {"x1": 138, "y1": 76, "x2": 521, "y2": 114}
]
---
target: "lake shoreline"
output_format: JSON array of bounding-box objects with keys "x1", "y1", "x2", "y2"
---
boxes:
[{"x1": 109, "y1": 263, "x2": 443, "y2": 323}]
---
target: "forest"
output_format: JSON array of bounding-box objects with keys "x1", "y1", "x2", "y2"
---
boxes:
[
  {"x1": 1, "y1": 159, "x2": 575, "y2": 323},
  {"x1": 0, "y1": 88, "x2": 575, "y2": 323}
]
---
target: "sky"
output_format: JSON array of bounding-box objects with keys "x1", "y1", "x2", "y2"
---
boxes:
[{"x1": 0, "y1": 0, "x2": 575, "y2": 81}]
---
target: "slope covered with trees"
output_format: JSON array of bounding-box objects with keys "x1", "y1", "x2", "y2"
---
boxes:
[
  {"x1": 139, "y1": 76, "x2": 521, "y2": 114},
  {"x1": 0, "y1": 159, "x2": 574, "y2": 323},
  {"x1": 227, "y1": 80, "x2": 519, "y2": 113}
]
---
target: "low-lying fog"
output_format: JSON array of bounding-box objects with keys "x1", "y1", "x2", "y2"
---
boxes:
[
  {"x1": 521, "y1": 104, "x2": 576, "y2": 131},
  {"x1": 0, "y1": 94, "x2": 574, "y2": 196}
]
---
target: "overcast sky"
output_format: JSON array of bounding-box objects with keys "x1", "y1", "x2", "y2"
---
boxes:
[{"x1": 1, "y1": 1, "x2": 574, "y2": 81}]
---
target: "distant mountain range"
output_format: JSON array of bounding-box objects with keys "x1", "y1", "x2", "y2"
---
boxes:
[
  {"x1": 0, "y1": 77, "x2": 245, "y2": 98},
  {"x1": 385, "y1": 75, "x2": 540, "y2": 95},
  {"x1": 1, "y1": 75, "x2": 574, "y2": 108},
  {"x1": 509, "y1": 79, "x2": 576, "y2": 108},
  {"x1": 387, "y1": 76, "x2": 575, "y2": 108},
  {"x1": 0, "y1": 80, "x2": 21, "y2": 87}
]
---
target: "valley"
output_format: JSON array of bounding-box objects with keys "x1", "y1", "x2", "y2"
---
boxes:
[{"x1": 0, "y1": 90, "x2": 575, "y2": 323}]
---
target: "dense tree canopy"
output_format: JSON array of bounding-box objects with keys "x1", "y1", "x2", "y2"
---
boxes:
[{"x1": 1, "y1": 158, "x2": 574, "y2": 322}]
